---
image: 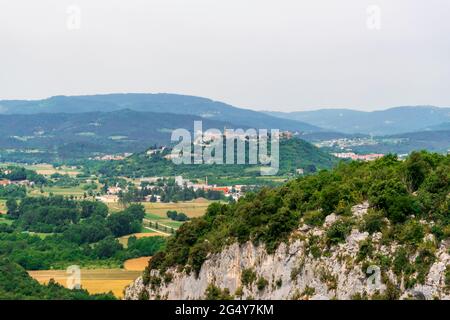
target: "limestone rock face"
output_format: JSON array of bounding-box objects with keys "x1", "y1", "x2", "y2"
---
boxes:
[
  {"x1": 125, "y1": 240, "x2": 449, "y2": 300},
  {"x1": 125, "y1": 203, "x2": 450, "y2": 301},
  {"x1": 351, "y1": 201, "x2": 369, "y2": 218}
]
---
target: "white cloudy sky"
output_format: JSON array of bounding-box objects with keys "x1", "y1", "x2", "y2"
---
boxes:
[{"x1": 0, "y1": 0, "x2": 449, "y2": 111}]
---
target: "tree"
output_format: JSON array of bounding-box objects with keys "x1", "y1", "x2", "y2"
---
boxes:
[
  {"x1": 6, "y1": 198, "x2": 18, "y2": 217},
  {"x1": 93, "y1": 237, "x2": 123, "y2": 258},
  {"x1": 404, "y1": 152, "x2": 430, "y2": 191}
]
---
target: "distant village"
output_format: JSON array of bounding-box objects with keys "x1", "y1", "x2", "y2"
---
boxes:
[
  {"x1": 89, "y1": 132, "x2": 389, "y2": 206},
  {"x1": 96, "y1": 175, "x2": 248, "y2": 204},
  {"x1": 331, "y1": 152, "x2": 384, "y2": 161}
]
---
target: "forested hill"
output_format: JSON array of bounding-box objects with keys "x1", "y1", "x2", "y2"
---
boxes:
[
  {"x1": 93, "y1": 137, "x2": 338, "y2": 183},
  {"x1": 0, "y1": 110, "x2": 236, "y2": 158},
  {"x1": 0, "y1": 93, "x2": 321, "y2": 132},
  {"x1": 130, "y1": 151, "x2": 450, "y2": 300}
]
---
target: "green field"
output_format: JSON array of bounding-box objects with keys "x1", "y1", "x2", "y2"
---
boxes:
[
  {"x1": 141, "y1": 199, "x2": 214, "y2": 218},
  {"x1": 0, "y1": 215, "x2": 12, "y2": 225},
  {"x1": 24, "y1": 231, "x2": 54, "y2": 239},
  {"x1": 140, "y1": 200, "x2": 215, "y2": 232},
  {"x1": 0, "y1": 163, "x2": 81, "y2": 176},
  {"x1": 107, "y1": 199, "x2": 214, "y2": 233},
  {"x1": 27, "y1": 184, "x2": 100, "y2": 198}
]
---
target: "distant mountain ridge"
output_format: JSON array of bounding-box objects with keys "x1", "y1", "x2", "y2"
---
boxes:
[
  {"x1": 266, "y1": 106, "x2": 450, "y2": 135},
  {"x1": 0, "y1": 110, "x2": 238, "y2": 159},
  {"x1": 0, "y1": 93, "x2": 321, "y2": 132}
]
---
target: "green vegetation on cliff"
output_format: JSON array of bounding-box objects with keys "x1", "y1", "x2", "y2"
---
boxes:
[{"x1": 146, "y1": 152, "x2": 450, "y2": 282}]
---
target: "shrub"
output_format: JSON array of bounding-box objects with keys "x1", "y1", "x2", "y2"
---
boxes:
[
  {"x1": 303, "y1": 210, "x2": 326, "y2": 227},
  {"x1": 234, "y1": 286, "x2": 243, "y2": 298},
  {"x1": 204, "y1": 284, "x2": 233, "y2": 300},
  {"x1": 256, "y1": 277, "x2": 268, "y2": 291},
  {"x1": 162, "y1": 272, "x2": 173, "y2": 284},
  {"x1": 414, "y1": 245, "x2": 436, "y2": 284},
  {"x1": 326, "y1": 220, "x2": 351, "y2": 245},
  {"x1": 392, "y1": 247, "x2": 414, "y2": 277},
  {"x1": 275, "y1": 278, "x2": 282, "y2": 288},
  {"x1": 361, "y1": 210, "x2": 386, "y2": 234},
  {"x1": 138, "y1": 289, "x2": 149, "y2": 300},
  {"x1": 241, "y1": 268, "x2": 257, "y2": 287},
  {"x1": 357, "y1": 240, "x2": 373, "y2": 262},
  {"x1": 445, "y1": 266, "x2": 450, "y2": 288},
  {"x1": 302, "y1": 286, "x2": 315, "y2": 296},
  {"x1": 188, "y1": 241, "x2": 211, "y2": 276},
  {"x1": 148, "y1": 275, "x2": 162, "y2": 290},
  {"x1": 398, "y1": 220, "x2": 424, "y2": 245}
]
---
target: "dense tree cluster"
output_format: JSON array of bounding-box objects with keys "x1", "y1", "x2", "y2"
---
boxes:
[
  {"x1": 117, "y1": 182, "x2": 228, "y2": 206},
  {"x1": 0, "y1": 166, "x2": 47, "y2": 185},
  {"x1": 166, "y1": 210, "x2": 189, "y2": 222},
  {"x1": 0, "y1": 198, "x2": 166, "y2": 271},
  {"x1": 0, "y1": 184, "x2": 26, "y2": 199},
  {"x1": 7, "y1": 196, "x2": 145, "y2": 237}
]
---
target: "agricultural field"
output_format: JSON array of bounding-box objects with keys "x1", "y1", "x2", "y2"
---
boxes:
[
  {"x1": 28, "y1": 269, "x2": 141, "y2": 298},
  {"x1": 117, "y1": 232, "x2": 165, "y2": 247},
  {"x1": 123, "y1": 256, "x2": 151, "y2": 271},
  {"x1": 0, "y1": 163, "x2": 81, "y2": 177},
  {"x1": 23, "y1": 163, "x2": 81, "y2": 177},
  {"x1": 107, "y1": 199, "x2": 213, "y2": 217},
  {"x1": 27, "y1": 183, "x2": 100, "y2": 198},
  {"x1": 0, "y1": 215, "x2": 12, "y2": 225},
  {"x1": 108, "y1": 199, "x2": 215, "y2": 233},
  {"x1": 141, "y1": 198, "x2": 214, "y2": 218},
  {"x1": 0, "y1": 199, "x2": 6, "y2": 214}
]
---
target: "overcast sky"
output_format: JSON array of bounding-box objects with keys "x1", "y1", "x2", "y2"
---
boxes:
[{"x1": 0, "y1": 0, "x2": 449, "y2": 111}]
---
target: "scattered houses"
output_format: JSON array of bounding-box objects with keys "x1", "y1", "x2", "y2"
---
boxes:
[
  {"x1": 0, "y1": 179, "x2": 11, "y2": 186},
  {"x1": 332, "y1": 152, "x2": 384, "y2": 161},
  {"x1": 92, "y1": 153, "x2": 132, "y2": 161},
  {"x1": 96, "y1": 194, "x2": 119, "y2": 203},
  {"x1": 107, "y1": 186, "x2": 122, "y2": 195}
]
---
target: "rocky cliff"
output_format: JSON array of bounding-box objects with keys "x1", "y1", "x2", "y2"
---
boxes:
[{"x1": 125, "y1": 203, "x2": 450, "y2": 300}]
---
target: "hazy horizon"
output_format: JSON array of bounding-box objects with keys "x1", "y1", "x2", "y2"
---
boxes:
[
  {"x1": 1, "y1": 0, "x2": 449, "y2": 111},
  {"x1": 1, "y1": 92, "x2": 449, "y2": 113}
]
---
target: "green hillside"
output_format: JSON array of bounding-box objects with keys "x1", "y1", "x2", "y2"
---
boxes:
[{"x1": 93, "y1": 137, "x2": 338, "y2": 184}]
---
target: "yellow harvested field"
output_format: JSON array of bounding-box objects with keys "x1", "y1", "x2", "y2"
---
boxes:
[
  {"x1": 124, "y1": 257, "x2": 151, "y2": 271},
  {"x1": 28, "y1": 269, "x2": 141, "y2": 298},
  {"x1": 141, "y1": 201, "x2": 212, "y2": 218},
  {"x1": 107, "y1": 200, "x2": 213, "y2": 218},
  {"x1": 17, "y1": 163, "x2": 81, "y2": 177}
]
